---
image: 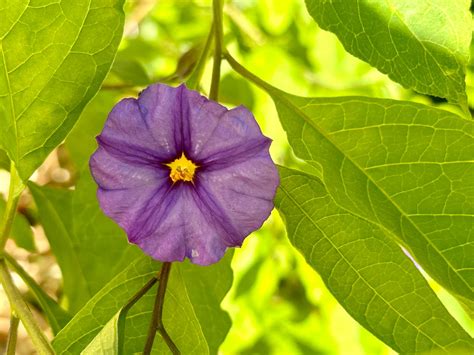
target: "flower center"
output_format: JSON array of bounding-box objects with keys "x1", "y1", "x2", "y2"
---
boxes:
[{"x1": 166, "y1": 153, "x2": 198, "y2": 183}]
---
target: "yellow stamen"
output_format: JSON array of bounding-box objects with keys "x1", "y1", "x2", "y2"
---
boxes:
[{"x1": 165, "y1": 153, "x2": 198, "y2": 183}]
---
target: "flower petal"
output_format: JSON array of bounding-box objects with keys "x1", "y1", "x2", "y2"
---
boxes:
[
  {"x1": 98, "y1": 98, "x2": 173, "y2": 164},
  {"x1": 197, "y1": 152, "x2": 279, "y2": 245},
  {"x1": 97, "y1": 178, "x2": 172, "y2": 236},
  {"x1": 179, "y1": 87, "x2": 228, "y2": 158},
  {"x1": 136, "y1": 83, "x2": 225, "y2": 157},
  {"x1": 191, "y1": 105, "x2": 270, "y2": 165},
  {"x1": 128, "y1": 184, "x2": 230, "y2": 265},
  {"x1": 90, "y1": 146, "x2": 168, "y2": 191}
]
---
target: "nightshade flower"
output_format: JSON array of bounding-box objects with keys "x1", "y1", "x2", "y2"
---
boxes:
[{"x1": 90, "y1": 84, "x2": 279, "y2": 265}]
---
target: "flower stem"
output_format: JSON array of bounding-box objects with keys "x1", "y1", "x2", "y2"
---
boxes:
[
  {"x1": 0, "y1": 164, "x2": 24, "y2": 251},
  {"x1": 6, "y1": 313, "x2": 19, "y2": 355},
  {"x1": 186, "y1": 21, "x2": 214, "y2": 91},
  {"x1": 143, "y1": 262, "x2": 179, "y2": 355},
  {"x1": 209, "y1": 0, "x2": 224, "y2": 100},
  {"x1": 0, "y1": 259, "x2": 54, "y2": 354}
]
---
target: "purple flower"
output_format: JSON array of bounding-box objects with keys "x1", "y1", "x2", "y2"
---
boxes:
[{"x1": 90, "y1": 84, "x2": 279, "y2": 265}]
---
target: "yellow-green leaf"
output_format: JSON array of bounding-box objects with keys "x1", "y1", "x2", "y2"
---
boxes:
[
  {"x1": 305, "y1": 0, "x2": 472, "y2": 108},
  {"x1": 0, "y1": 0, "x2": 125, "y2": 181}
]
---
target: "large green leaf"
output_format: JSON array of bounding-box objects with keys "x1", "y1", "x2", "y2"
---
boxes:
[
  {"x1": 53, "y1": 254, "x2": 233, "y2": 354},
  {"x1": 305, "y1": 0, "x2": 472, "y2": 107},
  {"x1": 231, "y1": 62, "x2": 474, "y2": 307},
  {"x1": 0, "y1": 0, "x2": 125, "y2": 181},
  {"x1": 29, "y1": 168, "x2": 140, "y2": 312},
  {"x1": 276, "y1": 167, "x2": 473, "y2": 354}
]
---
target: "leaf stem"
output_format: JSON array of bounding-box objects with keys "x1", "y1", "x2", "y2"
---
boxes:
[
  {"x1": 6, "y1": 313, "x2": 19, "y2": 355},
  {"x1": 0, "y1": 164, "x2": 24, "y2": 251},
  {"x1": 0, "y1": 259, "x2": 54, "y2": 354},
  {"x1": 209, "y1": 0, "x2": 224, "y2": 100},
  {"x1": 186, "y1": 22, "x2": 214, "y2": 91},
  {"x1": 143, "y1": 262, "x2": 179, "y2": 355}
]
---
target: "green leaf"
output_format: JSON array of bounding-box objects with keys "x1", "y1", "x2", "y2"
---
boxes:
[
  {"x1": 109, "y1": 57, "x2": 150, "y2": 86},
  {"x1": 53, "y1": 253, "x2": 233, "y2": 354},
  {"x1": 220, "y1": 73, "x2": 255, "y2": 109},
  {"x1": 305, "y1": 0, "x2": 472, "y2": 107},
  {"x1": 0, "y1": 149, "x2": 9, "y2": 171},
  {"x1": 81, "y1": 276, "x2": 157, "y2": 355},
  {"x1": 52, "y1": 256, "x2": 158, "y2": 354},
  {"x1": 0, "y1": 0, "x2": 125, "y2": 181},
  {"x1": 4, "y1": 254, "x2": 71, "y2": 334},
  {"x1": 29, "y1": 168, "x2": 140, "y2": 312},
  {"x1": 178, "y1": 252, "x2": 234, "y2": 354},
  {"x1": 276, "y1": 166, "x2": 473, "y2": 354},
  {"x1": 0, "y1": 197, "x2": 35, "y2": 252},
  {"x1": 29, "y1": 183, "x2": 90, "y2": 312},
  {"x1": 65, "y1": 91, "x2": 119, "y2": 168},
  {"x1": 231, "y1": 61, "x2": 474, "y2": 307},
  {"x1": 72, "y1": 168, "x2": 142, "y2": 294}
]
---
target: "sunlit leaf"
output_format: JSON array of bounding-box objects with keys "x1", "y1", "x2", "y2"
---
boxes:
[
  {"x1": 276, "y1": 166, "x2": 473, "y2": 354},
  {"x1": 305, "y1": 0, "x2": 472, "y2": 107},
  {"x1": 0, "y1": 0, "x2": 125, "y2": 181},
  {"x1": 235, "y1": 65, "x2": 474, "y2": 307}
]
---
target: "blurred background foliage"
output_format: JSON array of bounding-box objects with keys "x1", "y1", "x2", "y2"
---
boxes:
[{"x1": 1, "y1": 0, "x2": 473, "y2": 353}]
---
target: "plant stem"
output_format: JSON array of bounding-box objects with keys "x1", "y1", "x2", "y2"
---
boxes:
[
  {"x1": 143, "y1": 262, "x2": 179, "y2": 355},
  {"x1": 209, "y1": 0, "x2": 224, "y2": 100},
  {"x1": 186, "y1": 21, "x2": 214, "y2": 91},
  {"x1": 0, "y1": 260, "x2": 54, "y2": 354},
  {"x1": 0, "y1": 164, "x2": 24, "y2": 251},
  {"x1": 6, "y1": 313, "x2": 19, "y2": 355}
]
